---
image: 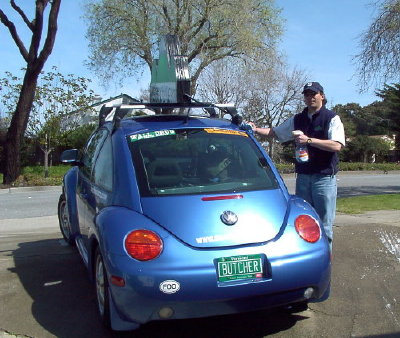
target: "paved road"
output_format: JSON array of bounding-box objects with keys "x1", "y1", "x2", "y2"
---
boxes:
[
  {"x1": 0, "y1": 186, "x2": 60, "y2": 220},
  {"x1": 0, "y1": 171, "x2": 399, "y2": 337},
  {"x1": 1, "y1": 211, "x2": 400, "y2": 338},
  {"x1": 282, "y1": 171, "x2": 400, "y2": 196},
  {"x1": 1, "y1": 171, "x2": 399, "y2": 220}
]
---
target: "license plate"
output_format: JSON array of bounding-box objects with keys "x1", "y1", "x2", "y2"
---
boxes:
[{"x1": 217, "y1": 254, "x2": 263, "y2": 282}]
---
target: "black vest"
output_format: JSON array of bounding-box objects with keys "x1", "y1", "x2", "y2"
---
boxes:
[{"x1": 293, "y1": 107, "x2": 339, "y2": 175}]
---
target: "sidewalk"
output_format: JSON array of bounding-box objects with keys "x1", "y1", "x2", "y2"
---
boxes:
[
  {"x1": 0, "y1": 185, "x2": 61, "y2": 194},
  {"x1": 336, "y1": 210, "x2": 400, "y2": 227}
]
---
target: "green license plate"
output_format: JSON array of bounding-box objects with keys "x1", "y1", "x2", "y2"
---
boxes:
[{"x1": 217, "y1": 254, "x2": 263, "y2": 282}]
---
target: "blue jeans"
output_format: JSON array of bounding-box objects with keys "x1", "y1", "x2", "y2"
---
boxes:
[{"x1": 295, "y1": 174, "x2": 337, "y2": 245}]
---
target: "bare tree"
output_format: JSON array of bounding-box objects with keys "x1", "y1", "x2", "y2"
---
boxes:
[
  {"x1": 196, "y1": 58, "x2": 247, "y2": 108},
  {"x1": 195, "y1": 54, "x2": 308, "y2": 160},
  {"x1": 242, "y1": 60, "x2": 308, "y2": 158},
  {"x1": 84, "y1": 0, "x2": 283, "y2": 94},
  {"x1": 0, "y1": 0, "x2": 62, "y2": 184},
  {"x1": 354, "y1": 0, "x2": 400, "y2": 91}
]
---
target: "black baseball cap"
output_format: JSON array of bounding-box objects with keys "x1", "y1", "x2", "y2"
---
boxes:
[{"x1": 302, "y1": 82, "x2": 324, "y2": 94}]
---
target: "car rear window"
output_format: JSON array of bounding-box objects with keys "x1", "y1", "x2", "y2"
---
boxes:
[{"x1": 128, "y1": 128, "x2": 278, "y2": 196}]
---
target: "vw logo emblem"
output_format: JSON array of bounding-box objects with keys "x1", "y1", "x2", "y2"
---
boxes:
[{"x1": 220, "y1": 210, "x2": 238, "y2": 225}]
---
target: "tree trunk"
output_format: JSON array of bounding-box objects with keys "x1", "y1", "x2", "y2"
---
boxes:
[
  {"x1": 40, "y1": 141, "x2": 52, "y2": 179},
  {"x1": 0, "y1": 0, "x2": 61, "y2": 185},
  {"x1": 44, "y1": 149, "x2": 49, "y2": 178},
  {"x1": 3, "y1": 71, "x2": 38, "y2": 184},
  {"x1": 268, "y1": 142, "x2": 274, "y2": 160}
]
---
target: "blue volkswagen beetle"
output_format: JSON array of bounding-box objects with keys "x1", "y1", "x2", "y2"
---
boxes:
[{"x1": 58, "y1": 102, "x2": 331, "y2": 331}]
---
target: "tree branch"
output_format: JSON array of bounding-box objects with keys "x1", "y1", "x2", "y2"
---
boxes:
[
  {"x1": 162, "y1": 4, "x2": 173, "y2": 31},
  {"x1": 0, "y1": 9, "x2": 29, "y2": 61},
  {"x1": 37, "y1": 0, "x2": 61, "y2": 69},
  {"x1": 27, "y1": 1, "x2": 45, "y2": 66},
  {"x1": 11, "y1": 0, "x2": 34, "y2": 31}
]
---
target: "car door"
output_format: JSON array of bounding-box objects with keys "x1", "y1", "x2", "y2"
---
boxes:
[
  {"x1": 76, "y1": 128, "x2": 109, "y2": 254},
  {"x1": 86, "y1": 134, "x2": 114, "y2": 236}
]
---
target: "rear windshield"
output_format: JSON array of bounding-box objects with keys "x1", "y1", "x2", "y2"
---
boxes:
[{"x1": 128, "y1": 128, "x2": 278, "y2": 196}]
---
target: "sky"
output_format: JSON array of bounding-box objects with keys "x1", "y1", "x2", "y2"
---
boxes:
[{"x1": 0, "y1": 0, "x2": 381, "y2": 108}]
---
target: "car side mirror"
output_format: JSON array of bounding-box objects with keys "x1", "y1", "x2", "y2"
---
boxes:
[{"x1": 61, "y1": 149, "x2": 82, "y2": 166}]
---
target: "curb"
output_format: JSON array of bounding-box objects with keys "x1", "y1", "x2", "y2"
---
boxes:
[{"x1": 0, "y1": 186, "x2": 61, "y2": 194}]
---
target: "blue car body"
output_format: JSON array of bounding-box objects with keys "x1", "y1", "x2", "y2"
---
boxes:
[{"x1": 58, "y1": 104, "x2": 331, "y2": 331}]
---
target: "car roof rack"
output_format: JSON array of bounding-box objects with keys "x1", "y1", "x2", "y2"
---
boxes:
[{"x1": 98, "y1": 99, "x2": 242, "y2": 130}]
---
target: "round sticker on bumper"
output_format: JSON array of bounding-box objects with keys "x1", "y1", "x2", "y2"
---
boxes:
[{"x1": 160, "y1": 280, "x2": 180, "y2": 294}]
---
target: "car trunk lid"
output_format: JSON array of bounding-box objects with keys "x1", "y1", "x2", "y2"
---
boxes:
[{"x1": 141, "y1": 189, "x2": 288, "y2": 248}]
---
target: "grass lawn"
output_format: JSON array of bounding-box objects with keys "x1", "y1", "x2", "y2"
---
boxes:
[
  {"x1": 337, "y1": 194, "x2": 400, "y2": 214},
  {"x1": 0, "y1": 165, "x2": 70, "y2": 187}
]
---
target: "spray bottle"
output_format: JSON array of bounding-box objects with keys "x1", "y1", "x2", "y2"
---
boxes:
[{"x1": 292, "y1": 130, "x2": 309, "y2": 163}]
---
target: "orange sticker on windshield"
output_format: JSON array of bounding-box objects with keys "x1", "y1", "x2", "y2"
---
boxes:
[{"x1": 204, "y1": 128, "x2": 248, "y2": 137}]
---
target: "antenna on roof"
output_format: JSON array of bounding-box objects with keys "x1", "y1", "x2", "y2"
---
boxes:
[{"x1": 150, "y1": 35, "x2": 191, "y2": 105}]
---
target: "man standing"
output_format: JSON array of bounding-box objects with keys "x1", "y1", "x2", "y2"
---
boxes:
[{"x1": 249, "y1": 82, "x2": 345, "y2": 248}]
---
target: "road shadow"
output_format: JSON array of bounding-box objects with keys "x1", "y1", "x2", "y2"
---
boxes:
[
  {"x1": 338, "y1": 185, "x2": 400, "y2": 197},
  {"x1": 10, "y1": 238, "x2": 310, "y2": 338},
  {"x1": 119, "y1": 309, "x2": 307, "y2": 338},
  {"x1": 9, "y1": 238, "x2": 108, "y2": 337}
]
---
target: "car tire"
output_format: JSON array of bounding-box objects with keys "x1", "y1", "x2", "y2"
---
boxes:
[
  {"x1": 58, "y1": 194, "x2": 74, "y2": 245},
  {"x1": 95, "y1": 248, "x2": 112, "y2": 329}
]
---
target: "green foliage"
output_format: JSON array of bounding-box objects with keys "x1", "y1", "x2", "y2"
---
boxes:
[
  {"x1": 8, "y1": 165, "x2": 70, "y2": 187},
  {"x1": 0, "y1": 71, "x2": 22, "y2": 116},
  {"x1": 84, "y1": 0, "x2": 283, "y2": 90},
  {"x1": 0, "y1": 68, "x2": 96, "y2": 171},
  {"x1": 332, "y1": 101, "x2": 391, "y2": 137},
  {"x1": 1, "y1": 67, "x2": 96, "y2": 140},
  {"x1": 1, "y1": 162, "x2": 398, "y2": 188},
  {"x1": 337, "y1": 194, "x2": 400, "y2": 214},
  {"x1": 342, "y1": 135, "x2": 392, "y2": 162},
  {"x1": 60, "y1": 124, "x2": 97, "y2": 150},
  {"x1": 275, "y1": 163, "x2": 295, "y2": 174},
  {"x1": 338, "y1": 162, "x2": 399, "y2": 172},
  {"x1": 333, "y1": 103, "x2": 363, "y2": 138},
  {"x1": 276, "y1": 162, "x2": 399, "y2": 174},
  {"x1": 376, "y1": 83, "x2": 400, "y2": 147},
  {"x1": 332, "y1": 84, "x2": 399, "y2": 163},
  {"x1": 28, "y1": 67, "x2": 96, "y2": 139}
]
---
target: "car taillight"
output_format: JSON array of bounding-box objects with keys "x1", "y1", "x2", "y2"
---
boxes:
[
  {"x1": 125, "y1": 230, "x2": 163, "y2": 261},
  {"x1": 295, "y1": 215, "x2": 320, "y2": 243}
]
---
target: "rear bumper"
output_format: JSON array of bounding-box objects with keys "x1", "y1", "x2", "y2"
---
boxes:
[
  {"x1": 105, "y1": 239, "x2": 331, "y2": 326},
  {"x1": 113, "y1": 283, "x2": 326, "y2": 323}
]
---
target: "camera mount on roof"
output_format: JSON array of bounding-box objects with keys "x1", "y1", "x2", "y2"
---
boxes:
[
  {"x1": 97, "y1": 34, "x2": 244, "y2": 128},
  {"x1": 150, "y1": 34, "x2": 191, "y2": 104}
]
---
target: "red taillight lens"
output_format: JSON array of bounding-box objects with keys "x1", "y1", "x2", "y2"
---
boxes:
[
  {"x1": 295, "y1": 215, "x2": 321, "y2": 243},
  {"x1": 125, "y1": 230, "x2": 163, "y2": 261}
]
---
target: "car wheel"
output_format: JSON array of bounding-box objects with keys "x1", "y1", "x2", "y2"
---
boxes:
[
  {"x1": 95, "y1": 248, "x2": 111, "y2": 329},
  {"x1": 58, "y1": 194, "x2": 74, "y2": 245}
]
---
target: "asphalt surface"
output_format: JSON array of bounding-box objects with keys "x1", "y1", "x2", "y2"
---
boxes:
[{"x1": 0, "y1": 172, "x2": 399, "y2": 337}]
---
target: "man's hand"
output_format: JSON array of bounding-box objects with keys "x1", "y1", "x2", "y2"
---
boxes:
[
  {"x1": 245, "y1": 122, "x2": 274, "y2": 137},
  {"x1": 295, "y1": 133, "x2": 309, "y2": 144}
]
